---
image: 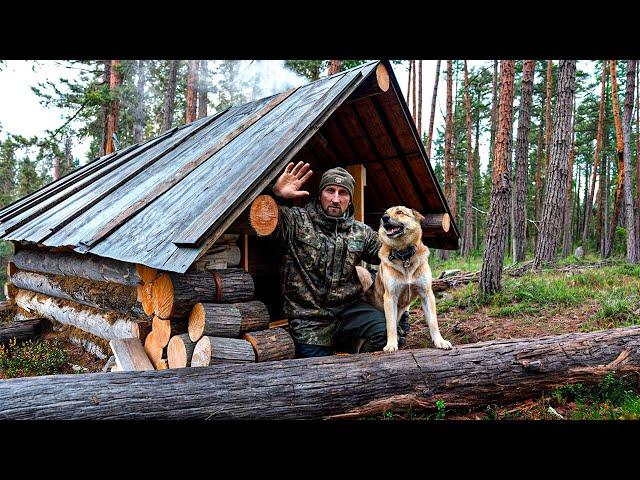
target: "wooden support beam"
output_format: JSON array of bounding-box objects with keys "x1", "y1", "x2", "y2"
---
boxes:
[
  {"x1": 109, "y1": 338, "x2": 154, "y2": 371},
  {"x1": 2, "y1": 326, "x2": 640, "y2": 419},
  {"x1": 346, "y1": 164, "x2": 366, "y2": 222}
]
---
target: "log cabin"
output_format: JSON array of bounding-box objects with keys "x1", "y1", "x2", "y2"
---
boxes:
[{"x1": 0, "y1": 60, "x2": 459, "y2": 372}]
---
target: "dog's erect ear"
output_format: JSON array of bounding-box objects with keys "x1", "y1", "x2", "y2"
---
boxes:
[{"x1": 412, "y1": 209, "x2": 425, "y2": 223}]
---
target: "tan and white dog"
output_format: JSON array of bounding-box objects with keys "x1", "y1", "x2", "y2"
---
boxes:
[{"x1": 357, "y1": 206, "x2": 452, "y2": 353}]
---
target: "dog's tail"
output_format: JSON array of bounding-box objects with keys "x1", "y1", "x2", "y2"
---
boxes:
[{"x1": 355, "y1": 265, "x2": 374, "y2": 293}]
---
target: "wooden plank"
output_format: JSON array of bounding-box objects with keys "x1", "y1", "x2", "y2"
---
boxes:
[
  {"x1": 28, "y1": 112, "x2": 229, "y2": 244},
  {"x1": 242, "y1": 234, "x2": 249, "y2": 272},
  {"x1": 346, "y1": 164, "x2": 366, "y2": 222},
  {"x1": 80, "y1": 88, "x2": 299, "y2": 250},
  {"x1": 0, "y1": 131, "x2": 180, "y2": 238},
  {"x1": 109, "y1": 338, "x2": 154, "y2": 371}
]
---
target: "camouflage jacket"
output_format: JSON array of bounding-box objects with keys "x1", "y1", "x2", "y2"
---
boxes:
[{"x1": 274, "y1": 199, "x2": 381, "y2": 346}]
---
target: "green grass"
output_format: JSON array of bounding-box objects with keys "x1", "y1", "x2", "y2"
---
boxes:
[
  {"x1": 552, "y1": 372, "x2": 640, "y2": 420},
  {"x1": 0, "y1": 338, "x2": 68, "y2": 378}
]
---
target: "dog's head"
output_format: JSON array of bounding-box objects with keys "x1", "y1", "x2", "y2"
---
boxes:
[{"x1": 378, "y1": 206, "x2": 425, "y2": 248}]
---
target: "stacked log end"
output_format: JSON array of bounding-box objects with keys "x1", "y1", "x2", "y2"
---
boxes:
[
  {"x1": 191, "y1": 336, "x2": 256, "y2": 366},
  {"x1": 167, "y1": 334, "x2": 197, "y2": 368},
  {"x1": 242, "y1": 327, "x2": 295, "y2": 362}
]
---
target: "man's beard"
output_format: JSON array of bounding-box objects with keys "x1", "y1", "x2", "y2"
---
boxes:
[{"x1": 324, "y1": 204, "x2": 345, "y2": 217}]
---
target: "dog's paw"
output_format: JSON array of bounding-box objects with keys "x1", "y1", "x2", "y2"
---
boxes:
[
  {"x1": 434, "y1": 338, "x2": 452, "y2": 350},
  {"x1": 383, "y1": 342, "x2": 399, "y2": 353}
]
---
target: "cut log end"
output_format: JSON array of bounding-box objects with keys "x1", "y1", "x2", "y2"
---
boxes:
[
  {"x1": 152, "y1": 273, "x2": 174, "y2": 319},
  {"x1": 152, "y1": 316, "x2": 172, "y2": 348},
  {"x1": 167, "y1": 333, "x2": 196, "y2": 369},
  {"x1": 139, "y1": 283, "x2": 155, "y2": 316},
  {"x1": 136, "y1": 264, "x2": 158, "y2": 284},
  {"x1": 191, "y1": 336, "x2": 212, "y2": 367},
  {"x1": 375, "y1": 63, "x2": 390, "y2": 92},
  {"x1": 249, "y1": 194, "x2": 279, "y2": 237},
  {"x1": 188, "y1": 303, "x2": 205, "y2": 342},
  {"x1": 143, "y1": 332, "x2": 163, "y2": 365}
]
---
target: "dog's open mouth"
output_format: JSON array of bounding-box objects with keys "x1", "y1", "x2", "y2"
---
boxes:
[{"x1": 384, "y1": 223, "x2": 405, "y2": 238}]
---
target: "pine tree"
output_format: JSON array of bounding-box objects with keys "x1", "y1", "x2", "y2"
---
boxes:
[
  {"x1": 134, "y1": 60, "x2": 145, "y2": 143},
  {"x1": 583, "y1": 61, "x2": 607, "y2": 244},
  {"x1": 562, "y1": 98, "x2": 576, "y2": 258},
  {"x1": 479, "y1": 60, "x2": 515, "y2": 294},
  {"x1": 534, "y1": 60, "x2": 577, "y2": 268},
  {"x1": 462, "y1": 61, "x2": 474, "y2": 257},
  {"x1": 605, "y1": 60, "x2": 626, "y2": 258},
  {"x1": 417, "y1": 60, "x2": 423, "y2": 135},
  {"x1": 161, "y1": 60, "x2": 179, "y2": 133},
  {"x1": 621, "y1": 60, "x2": 637, "y2": 263},
  {"x1": 425, "y1": 60, "x2": 441, "y2": 159},
  {"x1": 186, "y1": 60, "x2": 198, "y2": 123},
  {"x1": 441, "y1": 60, "x2": 454, "y2": 260},
  {"x1": 198, "y1": 60, "x2": 209, "y2": 119},
  {"x1": 0, "y1": 138, "x2": 17, "y2": 207},
  {"x1": 512, "y1": 60, "x2": 536, "y2": 262}
]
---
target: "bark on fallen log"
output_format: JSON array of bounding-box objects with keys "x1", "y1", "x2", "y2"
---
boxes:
[
  {"x1": 10, "y1": 250, "x2": 145, "y2": 286},
  {"x1": 1, "y1": 326, "x2": 639, "y2": 420},
  {"x1": 10, "y1": 271, "x2": 148, "y2": 319},
  {"x1": 14, "y1": 288, "x2": 145, "y2": 341}
]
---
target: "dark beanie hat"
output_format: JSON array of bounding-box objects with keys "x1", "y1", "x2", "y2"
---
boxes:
[{"x1": 318, "y1": 167, "x2": 355, "y2": 199}]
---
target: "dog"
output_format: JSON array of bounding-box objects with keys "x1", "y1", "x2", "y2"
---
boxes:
[{"x1": 356, "y1": 206, "x2": 452, "y2": 353}]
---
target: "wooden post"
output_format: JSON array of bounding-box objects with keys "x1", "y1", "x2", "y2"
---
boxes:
[
  {"x1": 346, "y1": 164, "x2": 366, "y2": 223},
  {"x1": 109, "y1": 338, "x2": 154, "y2": 371}
]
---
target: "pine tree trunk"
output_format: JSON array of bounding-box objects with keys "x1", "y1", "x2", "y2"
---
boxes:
[
  {"x1": 534, "y1": 61, "x2": 577, "y2": 268},
  {"x1": 161, "y1": 60, "x2": 179, "y2": 133},
  {"x1": 583, "y1": 61, "x2": 608, "y2": 244},
  {"x1": 562, "y1": 135, "x2": 575, "y2": 257},
  {"x1": 406, "y1": 60, "x2": 412, "y2": 110},
  {"x1": 328, "y1": 60, "x2": 342, "y2": 75},
  {"x1": 440, "y1": 60, "x2": 454, "y2": 261},
  {"x1": 605, "y1": 61, "x2": 626, "y2": 258},
  {"x1": 52, "y1": 156, "x2": 60, "y2": 180},
  {"x1": 622, "y1": 60, "x2": 638, "y2": 263},
  {"x1": 186, "y1": 60, "x2": 198, "y2": 124},
  {"x1": 425, "y1": 60, "x2": 441, "y2": 159},
  {"x1": 489, "y1": 61, "x2": 498, "y2": 163},
  {"x1": 104, "y1": 60, "x2": 121, "y2": 155},
  {"x1": 479, "y1": 60, "x2": 515, "y2": 294},
  {"x1": 462, "y1": 61, "x2": 474, "y2": 257},
  {"x1": 636, "y1": 65, "x2": 640, "y2": 257},
  {"x1": 544, "y1": 60, "x2": 553, "y2": 171},
  {"x1": 512, "y1": 60, "x2": 535, "y2": 263},
  {"x1": 198, "y1": 60, "x2": 208, "y2": 119},
  {"x1": 134, "y1": 60, "x2": 145, "y2": 144},
  {"x1": 64, "y1": 136, "x2": 73, "y2": 173},
  {"x1": 417, "y1": 60, "x2": 423, "y2": 136},
  {"x1": 534, "y1": 115, "x2": 543, "y2": 248},
  {"x1": 99, "y1": 60, "x2": 111, "y2": 157},
  {"x1": 412, "y1": 60, "x2": 417, "y2": 123}
]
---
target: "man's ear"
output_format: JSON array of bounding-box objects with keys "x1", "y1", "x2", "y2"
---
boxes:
[{"x1": 412, "y1": 209, "x2": 425, "y2": 223}]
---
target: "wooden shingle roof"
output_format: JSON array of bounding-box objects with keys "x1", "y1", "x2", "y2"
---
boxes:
[{"x1": 0, "y1": 61, "x2": 459, "y2": 273}]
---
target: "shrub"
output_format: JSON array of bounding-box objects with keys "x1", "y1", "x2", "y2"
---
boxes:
[{"x1": 0, "y1": 338, "x2": 68, "y2": 378}]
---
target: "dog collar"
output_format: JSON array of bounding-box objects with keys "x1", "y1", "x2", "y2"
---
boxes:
[{"x1": 388, "y1": 245, "x2": 416, "y2": 268}]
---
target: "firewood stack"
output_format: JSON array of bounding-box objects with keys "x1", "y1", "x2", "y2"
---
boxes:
[{"x1": 3, "y1": 194, "x2": 295, "y2": 371}]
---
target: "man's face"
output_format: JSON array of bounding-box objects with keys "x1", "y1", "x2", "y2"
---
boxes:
[{"x1": 320, "y1": 185, "x2": 351, "y2": 217}]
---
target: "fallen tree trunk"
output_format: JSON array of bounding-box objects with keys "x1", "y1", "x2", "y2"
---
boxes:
[
  {"x1": 14, "y1": 288, "x2": 145, "y2": 341},
  {"x1": 10, "y1": 250, "x2": 145, "y2": 286},
  {"x1": 10, "y1": 271, "x2": 148, "y2": 319},
  {"x1": 0, "y1": 318, "x2": 51, "y2": 345},
  {"x1": 1, "y1": 326, "x2": 639, "y2": 420}
]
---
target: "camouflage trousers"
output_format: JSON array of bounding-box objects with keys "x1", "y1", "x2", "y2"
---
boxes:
[{"x1": 290, "y1": 301, "x2": 388, "y2": 357}]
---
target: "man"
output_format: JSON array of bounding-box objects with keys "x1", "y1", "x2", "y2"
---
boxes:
[{"x1": 271, "y1": 160, "x2": 409, "y2": 358}]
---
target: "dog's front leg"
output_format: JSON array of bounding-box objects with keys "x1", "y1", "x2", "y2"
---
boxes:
[
  {"x1": 383, "y1": 293, "x2": 399, "y2": 352},
  {"x1": 421, "y1": 288, "x2": 452, "y2": 350}
]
